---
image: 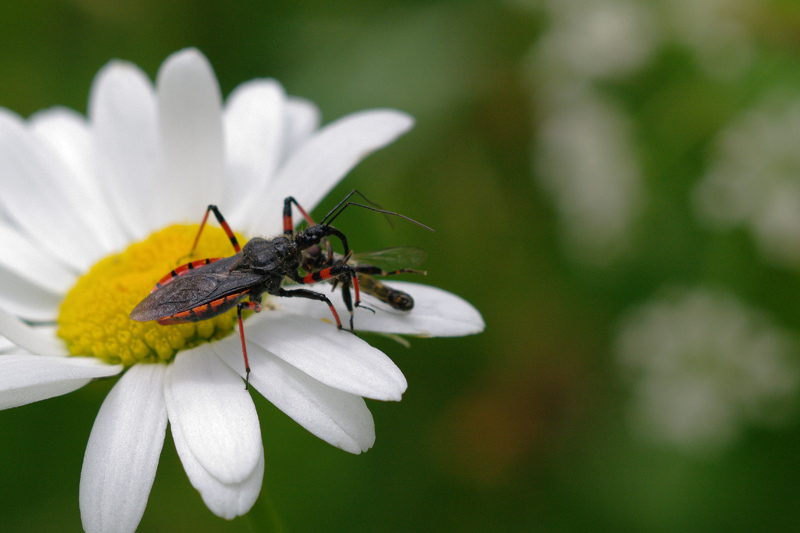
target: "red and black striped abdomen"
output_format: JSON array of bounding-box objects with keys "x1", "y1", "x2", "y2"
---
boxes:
[
  {"x1": 156, "y1": 290, "x2": 249, "y2": 324},
  {"x1": 151, "y1": 258, "x2": 223, "y2": 293}
]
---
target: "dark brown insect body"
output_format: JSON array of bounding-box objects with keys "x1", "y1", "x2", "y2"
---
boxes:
[{"x1": 130, "y1": 235, "x2": 313, "y2": 324}]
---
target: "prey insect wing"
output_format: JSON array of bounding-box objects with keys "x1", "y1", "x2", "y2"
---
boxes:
[{"x1": 350, "y1": 246, "x2": 427, "y2": 270}]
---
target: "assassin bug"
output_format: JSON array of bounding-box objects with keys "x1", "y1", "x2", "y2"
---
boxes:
[{"x1": 130, "y1": 191, "x2": 431, "y2": 388}]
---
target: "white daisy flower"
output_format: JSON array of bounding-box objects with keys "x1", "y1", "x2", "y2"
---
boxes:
[{"x1": 0, "y1": 48, "x2": 484, "y2": 532}]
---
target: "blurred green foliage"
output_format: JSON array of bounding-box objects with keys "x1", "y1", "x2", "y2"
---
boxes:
[{"x1": 3, "y1": 0, "x2": 800, "y2": 531}]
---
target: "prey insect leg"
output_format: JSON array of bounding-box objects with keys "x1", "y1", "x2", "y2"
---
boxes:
[{"x1": 336, "y1": 276, "x2": 377, "y2": 323}]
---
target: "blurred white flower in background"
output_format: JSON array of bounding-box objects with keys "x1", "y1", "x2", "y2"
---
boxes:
[
  {"x1": 524, "y1": 0, "x2": 761, "y2": 265},
  {"x1": 525, "y1": 0, "x2": 655, "y2": 265},
  {"x1": 614, "y1": 287, "x2": 799, "y2": 453},
  {"x1": 533, "y1": 90, "x2": 645, "y2": 264},
  {"x1": 693, "y1": 92, "x2": 800, "y2": 267},
  {"x1": 535, "y1": 0, "x2": 659, "y2": 83},
  {"x1": 660, "y1": 0, "x2": 756, "y2": 79},
  {"x1": 529, "y1": 0, "x2": 755, "y2": 80}
]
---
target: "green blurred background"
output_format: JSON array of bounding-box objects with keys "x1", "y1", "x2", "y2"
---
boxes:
[{"x1": 4, "y1": 0, "x2": 800, "y2": 531}]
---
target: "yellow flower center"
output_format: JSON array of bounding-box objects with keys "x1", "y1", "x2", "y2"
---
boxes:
[{"x1": 58, "y1": 225, "x2": 246, "y2": 366}]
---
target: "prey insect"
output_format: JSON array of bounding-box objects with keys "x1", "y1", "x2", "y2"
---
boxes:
[
  {"x1": 130, "y1": 191, "x2": 432, "y2": 388},
  {"x1": 295, "y1": 204, "x2": 427, "y2": 314},
  {"x1": 302, "y1": 244, "x2": 427, "y2": 313}
]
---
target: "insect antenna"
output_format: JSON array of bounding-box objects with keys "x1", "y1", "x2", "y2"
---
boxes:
[
  {"x1": 321, "y1": 190, "x2": 434, "y2": 232},
  {"x1": 321, "y1": 190, "x2": 388, "y2": 226},
  {"x1": 338, "y1": 203, "x2": 434, "y2": 232}
]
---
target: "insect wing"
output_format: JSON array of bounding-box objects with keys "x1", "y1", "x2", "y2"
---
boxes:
[
  {"x1": 351, "y1": 246, "x2": 427, "y2": 269},
  {"x1": 130, "y1": 274, "x2": 218, "y2": 321},
  {"x1": 130, "y1": 256, "x2": 261, "y2": 321}
]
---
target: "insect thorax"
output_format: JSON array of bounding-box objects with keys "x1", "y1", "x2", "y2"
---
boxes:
[{"x1": 241, "y1": 235, "x2": 300, "y2": 274}]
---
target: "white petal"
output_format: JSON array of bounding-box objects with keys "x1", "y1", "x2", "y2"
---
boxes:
[
  {"x1": 222, "y1": 79, "x2": 287, "y2": 221},
  {"x1": 0, "y1": 306, "x2": 70, "y2": 355},
  {"x1": 169, "y1": 407, "x2": 264, "y2": 519},
  {"x1": 244, "y1": 313, "x2": 406, "y2": 401},
  {"x1": 80, "y1": 364, "x2": 168, "y2": 533},
  {"x1": 0, "y1": 354, "x2": 122, "y2": 410},
  {"x1": 164, "y1": 344, "x2": 261, "y2": 485},
  {"x1": 277, "y1": 281, "x2": 485, "y2": 337},
  {"x1": 0, "y1": 266, "x2": 64, "y2": 321},
  {"x1": 0, "y1": 221, "x2": 77, "y2": 293},
  {"x1": 245, "y1": 109, "x2": 414, "y2": 235},
  {"x1": 0, "y1": 333, "x2": 16, "y2": 352},
  {"x1": 156, "y1": 48, "x2": 225, "y2": 226},
  {"x1": 214, "y1": 338, "x2": 375, "y2": 454},
  {"x1": 89, "y1": 59, "x2": 159, "y2": 239},
  {"x1": 0, "y1": 220, "x2": 69, "y2": 319},
  {"x1": 0, "y1": 109, "x2": 106, "y2": 270},
  {"x1": 29, "y1": 107, "x2": 93, "y2": 188},
  {"x1": 29, "y1": 107, "x2": 128, "y2": 251},
  {"x1": 280, "y1": 96, "x2": 321, "y2": 162}
]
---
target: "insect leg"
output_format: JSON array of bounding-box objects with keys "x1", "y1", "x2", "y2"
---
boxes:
[
  {"x1": 189, "y1": 205, "x2": 241, "y2": 256},
  {"x1": 333, "y1": 253, "x2": 366, "y2": 328},
  {"x1": 283, "y1": 197, "x2": 316, "y2": 235},
  {"x1": 336, "y1": 278, "x2": 358, "y2": 330},
  {"x1": 295, "y1": 264, "x2": 361, "y2": 330},
  {"x1": 275, "y1": 287, "x2": 348, "y2": 331},
  {"x1": 312, "y1": 254, "x2": 375, "y2": 325},
  {"x1": 335, "y1": 276, "x2": 377, "y2": 326},
  {"x1": 237, "y1": 300, "x2": 262, "y2": 390}
]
